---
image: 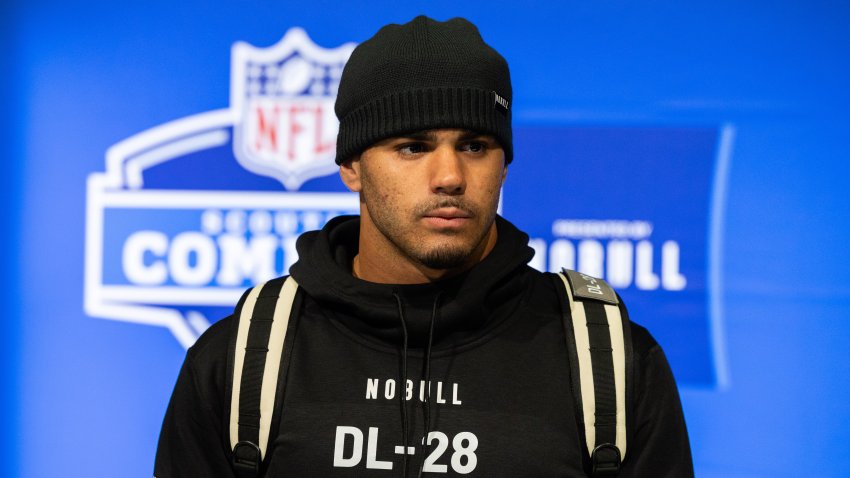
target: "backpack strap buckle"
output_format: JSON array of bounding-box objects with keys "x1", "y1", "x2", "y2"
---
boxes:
[
  {"x1": 232, "y1": 441, "x2": 261, "y2": 477},
  {"x1": 591, "y1": 443, "x2": 622, "y2": 476}
]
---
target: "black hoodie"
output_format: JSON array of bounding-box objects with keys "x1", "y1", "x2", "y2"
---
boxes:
[{"x1": 155, "y1": 215, "x2": 694, "y2": 477}]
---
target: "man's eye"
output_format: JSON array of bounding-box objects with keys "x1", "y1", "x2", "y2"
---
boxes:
[
  {"x1": 398, "y1": 143, "x2": 427, "y2": 155},
  {"x1": 461, "y1": 141, "x2": 487, "y2": 153}
]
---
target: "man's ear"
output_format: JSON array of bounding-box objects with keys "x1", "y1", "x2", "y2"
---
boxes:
[{"x1": 339, "y1": 155, "x2": 362, "y2": 192}]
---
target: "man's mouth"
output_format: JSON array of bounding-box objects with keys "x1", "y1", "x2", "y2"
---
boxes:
[
  {"x1": 424, "y1": 207, "x2": 472, "y2": 220},
  {"x1": 422, "y1": 208, "x2": 472, "y2": 228}
]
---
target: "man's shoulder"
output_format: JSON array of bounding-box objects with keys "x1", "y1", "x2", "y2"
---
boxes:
[
  {"x1": 628, "y1": 321, "x2": 663, "y2": 361},
  {"x1": 186, "y1": 314, "x2": 234, "y2": 367}
]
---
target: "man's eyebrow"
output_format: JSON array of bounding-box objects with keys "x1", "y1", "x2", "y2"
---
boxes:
[{"x1": 457, "y1": 130, "x2": 494, "y2": 141}]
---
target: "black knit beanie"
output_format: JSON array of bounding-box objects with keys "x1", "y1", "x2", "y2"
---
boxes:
[{"x1": 334, "y1": 15, "x2": 513, "y2": 164}]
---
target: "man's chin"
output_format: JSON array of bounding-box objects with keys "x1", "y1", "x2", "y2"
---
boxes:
[{"x1": 417, "y1": 246, "x2": 474, "y2": 270}]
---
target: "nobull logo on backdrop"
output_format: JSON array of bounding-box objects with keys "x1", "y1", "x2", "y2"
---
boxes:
[
  {"x1": 529, "y1": 219, "x2": 687, "y2": 291},
  {"x1": 85, "y1": 29, "x2": 358, "y2": 348}
]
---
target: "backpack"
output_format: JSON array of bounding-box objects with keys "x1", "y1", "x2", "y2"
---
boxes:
[{"x1": 226, "y1": 270, "x2": 632, "y2": 477}]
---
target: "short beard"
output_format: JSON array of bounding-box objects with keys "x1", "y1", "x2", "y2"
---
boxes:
[
  {"x1": 407, "y1": 198, "x2": 488, "y2": 269},
  {"x1": 418, "y1": 242, "x2": 473, "y2": 269}
]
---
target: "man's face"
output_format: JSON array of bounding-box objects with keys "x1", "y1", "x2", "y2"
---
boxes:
[{"x1": 341, "y1": 129, "x2": 507, "y2": 273}]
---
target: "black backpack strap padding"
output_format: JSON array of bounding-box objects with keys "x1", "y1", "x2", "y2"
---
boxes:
[
  {"x1": 238, "y1": 278, "x2": 283, "y2": 446},
  {"x1": 616, "y1": 293, "x2": 635, "y2": 461},
  {"x1": 228, "y1": 276, "x2": 300, "y2": 477},
  {"x1": 584, "y1": 301, "x2": 617, "y2": 447},
  {"x1": 556, "y1": 270, "x2": 629, "y2": 477},
  {"x1": 583, "y1": 300, "x2": 622, "y2": 477}
]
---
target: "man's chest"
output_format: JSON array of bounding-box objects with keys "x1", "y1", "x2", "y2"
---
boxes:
[{"x1": 259, "y1": 313, "x2": 588, "y2": 477}]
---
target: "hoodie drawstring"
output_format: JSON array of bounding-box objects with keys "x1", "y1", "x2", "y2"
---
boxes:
[
  {"x1": 394, "y1": 291, "x2": 443, "y2": 478},
  {"x1": 393, "y1": 292, "x2": 410, "y2": 478},
  {"x1": 418, "y1": 292, "x2": 442, "y2": 478}
]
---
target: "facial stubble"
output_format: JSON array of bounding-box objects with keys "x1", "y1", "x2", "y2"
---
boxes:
[{"x1": 360, "y1": 169, "x2": 500, "y2": 271}]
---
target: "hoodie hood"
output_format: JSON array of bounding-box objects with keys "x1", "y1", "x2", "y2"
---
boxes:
[{"x1": 289, "y1": 215, "x2": 535, "y2": 349}]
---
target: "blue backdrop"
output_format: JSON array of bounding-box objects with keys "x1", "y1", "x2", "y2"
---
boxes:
[{"x1": 5, "y1": 1, "x2": 850, "y2": 477}]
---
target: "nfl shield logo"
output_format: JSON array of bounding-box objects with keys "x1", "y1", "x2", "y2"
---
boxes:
[
  {"x1": 231, "y1": 28, "x2": 356, "y2": 190},
  {"x1": 85, "y1": 28, "x2": 360, "y2": 348}
]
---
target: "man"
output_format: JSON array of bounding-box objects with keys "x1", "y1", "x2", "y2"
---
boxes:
[{"x1": 155, "y1": 16, "x2": 693, "y2": 477}]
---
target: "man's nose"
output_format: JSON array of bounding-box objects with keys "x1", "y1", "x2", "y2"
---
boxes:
[{"x1": 429, "y1": 145, "x2": 466, "y2": 195}]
